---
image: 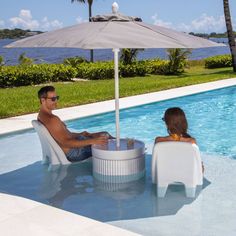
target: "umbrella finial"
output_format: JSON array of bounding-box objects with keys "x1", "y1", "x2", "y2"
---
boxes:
[{"x1": 112, "y1": 2, "x2": 119, "y2": 14}]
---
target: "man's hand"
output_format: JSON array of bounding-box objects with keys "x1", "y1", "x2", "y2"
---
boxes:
[{"x1": 93, "y1": 136, "x2": 109, "y2": 145}]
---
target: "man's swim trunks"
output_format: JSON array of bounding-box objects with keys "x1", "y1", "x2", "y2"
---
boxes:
[{"x1": 66, "y1": 135, "x2": 92, "y2": 162}]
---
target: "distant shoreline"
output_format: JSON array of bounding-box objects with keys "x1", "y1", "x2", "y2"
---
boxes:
[
  {"x1": 0, "y1": 29, "x2": 43, "y2": 40},
  {"x1": 0, "y1": 28, "x2": 234, "y2": 40},
  {"x1": 0, "y1": 38, "x2": 230, "y2": 65}
]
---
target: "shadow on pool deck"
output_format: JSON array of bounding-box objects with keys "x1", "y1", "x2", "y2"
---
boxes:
[{"x1": 0, "y1": 155, "x2": 210, "y2": 222}]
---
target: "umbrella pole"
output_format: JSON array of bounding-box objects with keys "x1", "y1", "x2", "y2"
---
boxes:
[{"x1": 113, "y1": 48, "x2": 120, "y2": 148}]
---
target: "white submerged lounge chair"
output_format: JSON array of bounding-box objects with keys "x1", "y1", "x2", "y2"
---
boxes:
[
  {"x1": 32, "y1": 120, "x2": 70, "y2": 170},
  {"x1": 152, "y1": 142, "x2": 203, "y2": 198}
]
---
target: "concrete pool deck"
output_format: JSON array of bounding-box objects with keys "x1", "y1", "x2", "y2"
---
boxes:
[
  {"x1": 1, "y1": 78, "x2": 236, "y2": 136},
  {"x1": 0, "y1": 193, "x2": 140, "y2": 236},
  {"x1": 1, "y1": 78, "x2": 236, "y2": 236}
]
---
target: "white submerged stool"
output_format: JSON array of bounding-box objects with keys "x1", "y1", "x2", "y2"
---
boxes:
[{"x1": 92, "y1": 139, "x2": 145, "y2": 183}]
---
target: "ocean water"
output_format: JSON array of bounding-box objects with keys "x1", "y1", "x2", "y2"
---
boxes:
[{"x1": 0, "y1": 38, "x2": 230, "y2": 65}]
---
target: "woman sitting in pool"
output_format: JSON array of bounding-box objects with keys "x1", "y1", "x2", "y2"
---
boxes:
[
  {"x1": 155, "y1": 107, "x2": 195, "y2": 144},
  {"x1": 155, "y1": 107, "x2": 204, "y2": 172}
]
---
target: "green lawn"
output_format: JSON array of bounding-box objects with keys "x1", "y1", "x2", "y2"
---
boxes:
[{"x1": 0, "y1": 66, "x2": 235, "y2": 118}]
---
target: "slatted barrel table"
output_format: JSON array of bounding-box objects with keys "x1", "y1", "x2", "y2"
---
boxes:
[{"x1": 92, "y1": 139, "x2": 145, "y2": 183}]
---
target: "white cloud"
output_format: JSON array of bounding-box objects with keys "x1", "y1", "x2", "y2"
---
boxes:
[
  {"x1": 0, "y1": 19, "x2": 5, "y2": 28},
  {"x1": 151, "y1": 14, "x2": 173, "y2": 28},
  {"x1": 10, "y1": 9, "x2": 39, "y2": 30},
  {"x1": 9, "y1": 9, "x2": 63, "y2": 31},
  {"x1": 152, "y1": 13, "x2": 229, "y2": 33},
  {"x1": 190, "y1": 14, "x2": 226, "y2": 33},
  {"x1": 76, "y1": 16, "x2": 87, "y2": 24},
  {"x1": 41, "y1": 17, "x2": 63, "y2": 31}
]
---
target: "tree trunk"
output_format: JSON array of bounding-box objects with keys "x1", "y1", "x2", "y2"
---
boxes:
[
  {"x1": 89, "y1": 3, "x2": 94, "y2": 62},
  {"x1": 223, "y1": 0, "x2": 236, "y2": 72}
]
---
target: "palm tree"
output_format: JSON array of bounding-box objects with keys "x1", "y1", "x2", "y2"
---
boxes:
[
  {"x1": 71, "y1": 0, "x2": 94, "y2": 62},
  {"x1": 223, "y1": 0, "x2": 236, "y2": 71},
  {"x1": 120, "y1": 49, "x2": 144, "y2": 65}
]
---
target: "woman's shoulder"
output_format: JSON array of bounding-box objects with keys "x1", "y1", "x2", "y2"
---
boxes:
[
  {"x1": 155, "y1": 136, "x2": 196, "y2": 144},
  {"x1": 155, "y1": 136, "x2": 171, "y2": 143},
  {"x1": 182, "y1": 137, "x2": 196, "y2": 144}
]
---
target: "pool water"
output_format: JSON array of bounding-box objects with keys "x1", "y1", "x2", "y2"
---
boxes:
[
  {"x1": 0, "y1": 85, "x2": 236, "y2": 229},
  {"x1": 67, "y1": 85, "x2": 236, "y2": 158}
]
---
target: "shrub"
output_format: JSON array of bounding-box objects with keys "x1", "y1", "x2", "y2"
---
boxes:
[
  {"x1": 205, "y1": 54, "x2": 232, "y2": 68},
  {"x1": 75, "y1": 61, "x2": 147, "y2": 80},
  {"x1": 144, "y1": 59, "x2": 169, "y2": 75},
  {"x1": 120, "y1": 61, "x2": 146, "y2": 77},
  {"x1": 76, "y1": 61, "x2": 114, "y2": 80},
  {"x1": 0, "y1": 64, "x2": 76, "y2": 87}
]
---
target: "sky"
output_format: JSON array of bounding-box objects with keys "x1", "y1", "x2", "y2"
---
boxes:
[{"x1": 0, "y1": 0, "x2": 236, "y2": 33}]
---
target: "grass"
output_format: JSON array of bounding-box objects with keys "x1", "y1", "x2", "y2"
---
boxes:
[{"x1": 0, "y1": 66, "x2": 235, "y2": 118}]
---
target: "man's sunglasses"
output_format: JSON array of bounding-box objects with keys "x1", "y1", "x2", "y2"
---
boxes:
[
  {"x1": 162, "y1": 117, "x2": 165, "y2": 121},
  {"x1": 45, "y1": 96, "x2": 59, "y2": 102}
]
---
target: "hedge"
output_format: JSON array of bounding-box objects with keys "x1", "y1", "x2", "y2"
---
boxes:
[
  {"x1": 144, "y1": 59, "x2": 169, "y2": 75},
  {"x1": 75, "y1": 61, "x2": 114, "y2": 80},
  {"x1": 0, "y1": 64, "x2": 76, "y2": 87},
  {"x1": 0, "y1": 59, "x2": 182, "y2": 87},
  {"x1": 205, "y1": 54, "x2": 232, "y2": 68}
]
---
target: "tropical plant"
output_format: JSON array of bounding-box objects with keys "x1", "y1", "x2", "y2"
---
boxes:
[
  {"x1": 166, "y1": 48, "x2": 191, "y2": 74},
  {"x1": 0, "y1": 56, "x2": 4, "y2": 66},
  {"x1": 120, "y1": 49, "x2": 144, "y2": 65},
  {"x1": 63, "y1": 56, "x2": 88, "y2": 67},
  {"x1": 71, "y1": 0, "x2": 94, "y2": 62},
  {"x1": 18, "y1": 53, "x2": 34, "y2": 65},
  {"x1": 18, "y1": 52, "x2": 34, "y2": 65},
  {"x1": 223, "y1": 0, "x2": 236, "y2": 72}
]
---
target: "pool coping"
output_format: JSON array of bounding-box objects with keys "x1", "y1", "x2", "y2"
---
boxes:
[
  {"x1": 0, "y1": 193, "x2": 140, "y2": 236},
  {"x1": 0, "y1": 77, "x2": 236, "y2": 136}
]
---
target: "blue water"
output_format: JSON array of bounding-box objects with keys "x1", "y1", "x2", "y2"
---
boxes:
[
  {"x1": 66, "y1": 85, "x2": 236, "y2": 159},
  {"x1": 0, "y1": 85, "x2": 236, "y2": 223},
  {"x1": 0, "y1": 38, "x2": 230, "y2": 65}
]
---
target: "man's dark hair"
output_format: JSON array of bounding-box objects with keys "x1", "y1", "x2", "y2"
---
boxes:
[{"x1": 38, "y1": 86, "x2": 55, "y2": 99}]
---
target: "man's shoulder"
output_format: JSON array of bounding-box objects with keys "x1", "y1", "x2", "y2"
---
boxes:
[
  {"x1": 47, "y1": 114, "x2": 63, "y2": 126},
  {"x1": 38, "y1": 112, "x2": 62, "y2": 125}
]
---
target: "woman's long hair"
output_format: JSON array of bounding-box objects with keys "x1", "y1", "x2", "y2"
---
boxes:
[{"x1": 163, "y1": 107, "x2": 191, "y2": 138}]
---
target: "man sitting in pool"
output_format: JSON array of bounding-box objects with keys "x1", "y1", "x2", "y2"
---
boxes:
[{"x1": 37, "y1": 86, "x2": 112, "y2": 162}]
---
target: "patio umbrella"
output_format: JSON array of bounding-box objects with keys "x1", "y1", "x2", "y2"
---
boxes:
[{"x1": 6, "y1": 2, "x2": 224, "y2": 147}]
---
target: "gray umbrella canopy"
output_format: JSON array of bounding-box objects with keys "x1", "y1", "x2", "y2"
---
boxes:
[
  {"x1": 5, "y1": 3, "x2": 224, "y2": 147},
  {"x1": 6, "y1": 13, "x2": 223, "y2": 49}
]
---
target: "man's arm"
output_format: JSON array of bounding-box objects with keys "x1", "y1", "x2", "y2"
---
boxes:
[
  {"x1": 70, "y1": 131, "x2": 91, "y2": 138},
  {"x1": 47, "y1": 117, "x2": 108, "y2": 148},
  {"x1": 71, "y1": 131, "x2": 114, "y2": 139}
]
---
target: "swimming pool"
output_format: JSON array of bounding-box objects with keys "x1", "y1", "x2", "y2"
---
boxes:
[
  {"x1": 66, "y1": 85, "x2": 236, "y2": 159},
  {"x1": 0, "y1": 85, "x2": 236, "y2": 235}
]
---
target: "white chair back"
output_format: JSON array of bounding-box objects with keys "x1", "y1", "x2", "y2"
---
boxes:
[
  {"x1": 32, "y1": 120, "x2": 70, "y2": 170},
  {"x1": 152, "y1": 141, "x2": 203, "y2": 198}
]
